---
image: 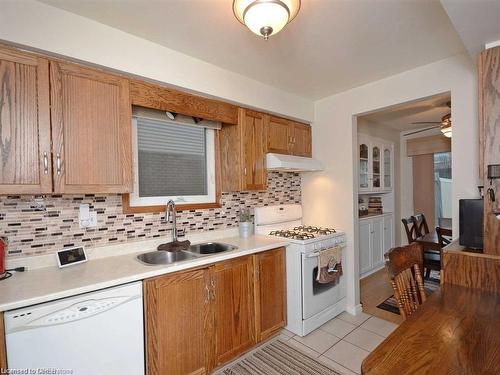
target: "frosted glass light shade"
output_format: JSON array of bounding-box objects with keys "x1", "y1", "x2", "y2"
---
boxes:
[
  {"x1": 441, "y1": 125, "x2": 452, "y2": 138},
  {"x1": 233, "y1": 0, "x2": 301, "y2": 39}
]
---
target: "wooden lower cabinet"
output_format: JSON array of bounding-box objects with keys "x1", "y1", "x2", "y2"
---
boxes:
[
  {"x1": 1, "y1": 312, "x2": 7, "y2": 372},
  {"x1": 213, "y1": 256, "x2": 255, "y2": 365},
  {"x1": 144, "y1": 268, "x2": 214, "y2": 375},
  {"x1": 143, "y1": 248, "x2": 286, "y2": 375},
  {"x1": 254, "y1": 247, "x2": 287, "y2": 341}
]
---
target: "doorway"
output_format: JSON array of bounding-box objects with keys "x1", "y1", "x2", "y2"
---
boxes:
[{"x1": 355, "y1": 92, "x2": 452, "y2": 322}]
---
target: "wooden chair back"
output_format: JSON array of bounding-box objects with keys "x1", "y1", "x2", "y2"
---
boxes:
[
  {"x1": 401, "y1": 216, "x2": 417, "y2": 243},
  {"x1": 412, "y1": 213, "x2": 430, "y2": 237},
  {"x1": 385, "y1": 243, "x2": 427, "y2": 319},
  {"x1": 436, "y1": 227, "x2": 452, "y2": 248}
]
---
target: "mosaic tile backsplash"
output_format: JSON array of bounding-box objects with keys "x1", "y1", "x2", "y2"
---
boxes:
[{"x1": 0, "y1": 172, "x2": 301, "y2": 258}]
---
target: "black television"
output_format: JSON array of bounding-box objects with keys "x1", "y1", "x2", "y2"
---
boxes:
[{"x1": 459, "y1": 199, "x2": 484, "y2": 249}]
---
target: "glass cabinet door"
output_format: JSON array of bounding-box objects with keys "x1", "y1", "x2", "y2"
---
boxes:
[
  {"x1": 372, "y1": 146, "x2": 380, "y2": 188},
  {"x1": 359, "y1": 143, "x2": 369, "y2": 189},
  {"x1": 384, "y1": 147, "x2": 391, "y2": 189}
]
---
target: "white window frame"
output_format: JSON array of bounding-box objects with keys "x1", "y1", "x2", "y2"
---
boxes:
[{"x1": 129, "y1": 117, "x2": 216, "y2": 207}]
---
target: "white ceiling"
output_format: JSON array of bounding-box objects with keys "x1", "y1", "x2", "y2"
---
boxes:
[
  {"x1": 441, "y1": 0, "x2": 500, "y2": 57},
  {"x1": 39, "y1": 0, "x2": 466, "y2": 100},
  {"x1": 360, "y1": 93, "x2": 451, "y2": 132}
]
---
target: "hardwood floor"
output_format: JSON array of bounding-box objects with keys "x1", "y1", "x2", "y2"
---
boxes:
[{"x1": 360, "y1": 269, "x2": 403, "y2": 325}]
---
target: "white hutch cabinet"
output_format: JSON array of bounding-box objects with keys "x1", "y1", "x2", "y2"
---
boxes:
[{"x1": 358, "y1": 135, "x2": 394, "y2": 193}]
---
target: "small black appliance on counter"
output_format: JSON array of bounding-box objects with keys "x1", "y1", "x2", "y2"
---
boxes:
[{"x1": 459, "y1": 199, "x2": 484, "y2": 250}]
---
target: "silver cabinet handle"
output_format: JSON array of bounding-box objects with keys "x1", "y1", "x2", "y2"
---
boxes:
[
  {"x1": 244, "y1": 167, "x2": 247, "y2": 176},
  {"x1": 43, "y1": 152, "x2": 48, "y2": 174},
  {"x1": 56, "y1": 153, "x2": 61, "y2": 175}
]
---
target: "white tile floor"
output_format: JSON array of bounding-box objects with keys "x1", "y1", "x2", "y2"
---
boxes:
[{"x1": 278, "y1": 312, "x2": 398, "y2": 375}]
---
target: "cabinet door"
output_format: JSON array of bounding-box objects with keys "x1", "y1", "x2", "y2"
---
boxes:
[
  {"x1": 213, "y1": 256, "x2": 255, "y2": 365},
  {"x1": 50, "y1": 61, "x2": 132, "y2": 193},
  {"x1": 144, "y1": 268, "x2": 213, "y2": 375},
  {"x1": 254, "y1": 248, "x2": 286, "y2": 341},
  {"x1": 267, "y1": 116, "x2": 291, "y2": 154},
  {"x1": 371, "y1": 217, "x2": 384, "y2": 268},
  {"x1": 383, "y1": 145, "x2": 393, "y2": 191},
  {"x1": 359, "y1": 140, "x2": 370, "y2": 191},
  {"x1": 383, "y1": 215, "x2": 394, "y2": 253},
  {"x1": 0, "y1": 48, "x2": 52, "y2": 194},
  {"x1": 291, "y1": 122, "x2": 312, "y2": 157},
  {"x1": 0, "y1": 312, "x2": 6, "y2": 373},
  {"x1": 371, "y1": 144, "x2": 381, "y2": 190},
  {"x1": 241, "y1": 109, "x2": 267, "y2": 190},
  {"x1": 359, "y1": 220, "x2": 372, "y2": 275}
]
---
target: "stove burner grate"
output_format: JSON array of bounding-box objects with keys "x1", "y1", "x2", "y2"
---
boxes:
[{"x1": 269, "y1": 226, "x2": 336, "y2": 240}]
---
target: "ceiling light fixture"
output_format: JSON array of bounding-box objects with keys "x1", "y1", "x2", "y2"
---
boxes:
[
  {"x1": 440, "y1": 113, "x2": 452, "y2": 138},
  {"x1": 233, "y1": 0, "x2": 301, "y2": 40}
]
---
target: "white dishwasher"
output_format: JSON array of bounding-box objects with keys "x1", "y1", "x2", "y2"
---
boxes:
[{"x1": 4, "y1": 281, "x2": 145, "y2": 375}]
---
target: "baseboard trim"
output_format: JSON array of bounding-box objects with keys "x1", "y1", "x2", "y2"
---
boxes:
[{"x1": 345, "y1": 303, "x2": 363, "y2": 315}]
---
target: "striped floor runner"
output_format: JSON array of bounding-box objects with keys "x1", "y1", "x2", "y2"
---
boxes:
[{"x1": 213, "y1": 339, "x2": 341, "y2": 375}]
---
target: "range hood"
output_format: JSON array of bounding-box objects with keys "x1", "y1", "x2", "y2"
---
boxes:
[{"x1": 266, "y1": 153, "x2": 323, "y2": 172}]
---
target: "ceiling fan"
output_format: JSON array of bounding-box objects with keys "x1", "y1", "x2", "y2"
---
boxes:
[{"x1": 404, "y1": 101, "x2": 452, "y2": 138}]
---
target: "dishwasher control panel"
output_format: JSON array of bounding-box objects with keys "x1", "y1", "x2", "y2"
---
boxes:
[{"x1": 40, "y1": 296, "x2": 130, "y2": 325}]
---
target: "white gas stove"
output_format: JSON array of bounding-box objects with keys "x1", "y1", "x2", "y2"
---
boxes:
[{"x1": 254, "y1": 204, "x2": 347, "y2": 336}]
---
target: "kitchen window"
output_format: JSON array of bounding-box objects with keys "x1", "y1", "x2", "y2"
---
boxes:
[{"x1": 129, "y1": 106, "x2": 220, "y2": 208}]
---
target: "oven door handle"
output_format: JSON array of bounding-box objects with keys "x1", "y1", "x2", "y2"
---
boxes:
[{"x1": 306, "y1": 244, "x2": 347, "y2": 258}]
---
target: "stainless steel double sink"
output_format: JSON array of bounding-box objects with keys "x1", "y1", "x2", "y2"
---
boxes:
[{"x1": 137, "y1": 242, "x2": 237, "y2": 265}]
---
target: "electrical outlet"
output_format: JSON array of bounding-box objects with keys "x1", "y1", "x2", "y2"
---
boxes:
[{"x1": 79, "y1": 204, "x2": 98, "y2": 229}]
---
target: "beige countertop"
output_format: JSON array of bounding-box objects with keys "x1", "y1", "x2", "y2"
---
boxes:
[{"x1": 0, "y1": 234, "x2": 288, "y2": 312}]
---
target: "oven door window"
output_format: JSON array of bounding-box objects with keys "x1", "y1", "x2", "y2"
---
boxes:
[{"x1": 312, "y1": 266, "x2": 339, "y2": 295}]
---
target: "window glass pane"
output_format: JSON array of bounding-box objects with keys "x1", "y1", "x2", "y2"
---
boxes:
[
  {"x1": 434, "y1": 152, "x2": 452, "y2": 224},
  {"x1": 137, "y1": 118, "x2": 207, "y2": 197}
]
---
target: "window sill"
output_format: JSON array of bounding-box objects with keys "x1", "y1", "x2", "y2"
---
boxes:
[{"x1": 122, "y1": 194, "x2": 221, "y2": 214}]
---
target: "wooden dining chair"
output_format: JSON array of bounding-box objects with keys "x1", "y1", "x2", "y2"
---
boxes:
[
  {"x1": 436, "y1": 227, "x2": 452, "y2": 248},
  {"x1": 422, "y1": 227, "x2": 452, "y2": 279},
  {"x1": 412, "y1": 213, "x2": 430, "y2": 237},
  {"x1": 401, "y1": 216, "x2": 417, "y2": 243},
  {"x1": 385, "y1": 242, "x2": 427, "y2": 319}
]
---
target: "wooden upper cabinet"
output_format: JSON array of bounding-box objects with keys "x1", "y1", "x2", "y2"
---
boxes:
[
  {"x1": 267, "y1": 116, "x2": 291, "y2": 154},
  {"x1": 266, "y1": 115, "x2": 312, "y2": 157},
  {"x1": 220, "y1": 108, "x2": 267, "y2": 192},
  {"x1": 213, "y1": 256, "x2": 255, "y2": 365},
  {"x1": 0, "y1": 47, "x2": 52, "y2": 194},
  {"x1": 50, "y1": 61, "x2": 132, "y2": 193},
  {"x1": 144, "y1": 268, "x2": 214, "y2": 375},
  {"x1": 242, "y1": 109, "x2": 267, "y2": 190},
  {"x1": 254, "y1": 247, "x2": 287, "y2": 341},
  {"x1": 291, "y1": 122, "x2": 312, "y2": 157}
]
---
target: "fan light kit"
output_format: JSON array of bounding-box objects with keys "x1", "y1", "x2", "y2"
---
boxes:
[
  {"x1": 440, "y1": 113, "x2": 452, "y2": 138},
  {"x1": 233, "y1": 0, "x2": 301, "y2": 40}
]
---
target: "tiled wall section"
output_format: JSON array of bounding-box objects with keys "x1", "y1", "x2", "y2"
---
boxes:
[{"x1": 1, "y1": 172, "x2": 301, "y2": 258}]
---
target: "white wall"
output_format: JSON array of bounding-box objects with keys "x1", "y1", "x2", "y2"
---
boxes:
[
  {"x1": 303, "y1": 53, "x2": 478, "y2": 313},
  {"x1": 0, "y1": 0, "x2": 313, "y2": 122}
]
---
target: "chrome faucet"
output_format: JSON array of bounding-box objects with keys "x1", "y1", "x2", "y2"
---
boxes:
[{"x1": 165, "y1": 200, "x2": 178, "y2": 242}]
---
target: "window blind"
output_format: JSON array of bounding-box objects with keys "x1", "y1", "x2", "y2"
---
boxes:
[{"x1": 136, "y1": 117, "x2": 208, "y2": 197}]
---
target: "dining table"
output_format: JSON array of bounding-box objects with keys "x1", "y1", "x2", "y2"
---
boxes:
[{"x1": 361, "y1": 284, "x2": 500, "y2": 374}]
